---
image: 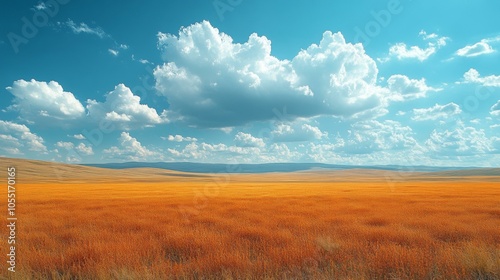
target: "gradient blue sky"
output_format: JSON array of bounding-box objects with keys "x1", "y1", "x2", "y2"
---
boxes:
[{"x1": 1, "y1": 0, "x2": 499, "y2": 166}]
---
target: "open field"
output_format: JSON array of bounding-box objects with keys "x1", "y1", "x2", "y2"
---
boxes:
[{"x1": 1, "y1": 158, "x2": 499, "y2": 279}]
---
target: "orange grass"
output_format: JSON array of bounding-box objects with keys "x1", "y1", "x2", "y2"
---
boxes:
[{"x1": 1, "y1": 178, "x2": 500, "y2": 279}]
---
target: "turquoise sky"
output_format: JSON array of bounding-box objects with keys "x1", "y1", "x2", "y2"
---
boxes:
[{"x1": 1, "y1": 0, "x2": 499, "y2": 166}]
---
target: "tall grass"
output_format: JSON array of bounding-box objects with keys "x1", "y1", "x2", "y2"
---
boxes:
[{"x1": 1, "y1": 180, "x2": 499, "y2": 279}]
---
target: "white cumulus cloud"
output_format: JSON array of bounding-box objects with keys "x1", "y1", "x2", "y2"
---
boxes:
[
  {"x1": 6, "y1": 79, "x2": 85, "y2": 123},
  {"x1": 463, "y1": 68, "x2": 500, "y2": 87},
  {"x1": 154, "y1": 21, "x2": 387, "y2": 127},
  {"x1": 86, "y1": 84, "x2": 168, "y2": 129},
  {"x1": 164, "y1": 135, "x2": 198, "y2": 142},
  {"x1": 234, "y1": 132, "x2": 265, "y2": 148},
  {"x1": 76, "y1": 143, "x2": 94, "y2": 155},
  {"x1": 0, "y1": 121, "x2": 47, "y2": 154},
  {"x1": 386, "y1": 75, "x2": 438, "y2": 101},
  {"x1": 104, "y1": 132, "x2": 161, "y2": 161}
]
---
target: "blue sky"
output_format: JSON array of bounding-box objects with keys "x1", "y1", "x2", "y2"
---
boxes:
[{"x1": 1, "y1": 0, "x2": 499, "y2": 166}]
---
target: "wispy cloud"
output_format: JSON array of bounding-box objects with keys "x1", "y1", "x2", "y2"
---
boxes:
[
  {"x1": 108, "y1": 49, "x2": 119, "y2": 56},
  {"x1": 381, "y1": 30, "x2": 449, "y2": 62},
  {"x1": 412, "y1": 103, "x2": 461, "y2": 121},
  {"x1": 32, "y1": 2, "x2": 48, "y2": 11},
  {"x1": 131, "y1": 54, "x2": 152, "y2": 64},
  {"x1": 455, "y1": 36, "x2": 500, "y2": 57},
  {"x1": 59, "y1": 19, "x2": 108, "y2": 38},
  {"x1": 456, "y1": 40, "x2": 494, "y2": 57}
]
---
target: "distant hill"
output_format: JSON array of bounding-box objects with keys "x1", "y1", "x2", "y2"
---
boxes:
[
  {"x1": 1, "y1": 157, "x2": 498, "y2": 183},
  {"x1": 82, "y1": 161, "x2": 481, "y2": 174}
]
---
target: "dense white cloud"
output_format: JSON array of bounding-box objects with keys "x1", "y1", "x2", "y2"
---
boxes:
[
  {"x1": 86, "y1": 84, "x2": 168, "y2": 129},
  {"x1": 5, "y1": 80, "x2": 169, "y2": 130},
  {"x1": 386, "y1": 75, "x2": 438, "y2": 101},
  {"x1": 0, "y1": 121, "x2": 47, "y2": 154},
  {"x1": 104, "y1": 132, "x2": 161, "y2": 161},
  {"x1": 154, "y1": 21, "x2": 387, "y2": 127},
  {"x1": 164, "y1": 135, "x2": 198, "y2": 142},
  {"x1": 234, "y1": 132, "x2": 265, "y2": 147},
  {"x1": 271, "y1": 123, "x2": 327, "y2": 142},
  {"x1": 463, "y1": 68, "x2": 500, "y2": 87},
  {"x1": 6, "y1": 79, "x2": 85, "y2": 123},
  {"x1": 72, "y1": 134, "x2": 86, "y2": 140},
  {"x1": 456, "y1": 40, "x2": 495, "y2": 57},
  {"x1": 412, "y1": 103, "x2": 462, "y2": 121},
  {"x1": 386, "y1": 30, "x2": 448, "y2": 61}
]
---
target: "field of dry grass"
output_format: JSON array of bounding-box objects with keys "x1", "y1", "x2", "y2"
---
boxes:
[{"x1": 1, "y1": 158, "x2": 499, "y2": 279}]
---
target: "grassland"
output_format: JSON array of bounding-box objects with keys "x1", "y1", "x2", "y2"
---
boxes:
[{"x1": 1, "y1": 158, "x2": 499, "y2": 279}]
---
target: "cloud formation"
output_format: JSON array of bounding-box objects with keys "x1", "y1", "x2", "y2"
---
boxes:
[
  {"x1": 6, "y1": 79, "x2": 85, "y2": 123},
  {"x1": 86, "y1": 84, "x2": 168, "y2": 129},
  {"x1": 5, "y1": 80, "x2": 168, "y2": 130},
  {"x1": 154, "y1": 21, "x2": 387, "y2": 127},
  {"x1": 104, "y1": 132, "x2": 161, "y2": 161},
  {"x1": 386, "y1": 75, "x2": 438, "y2": 101},
  {"x1": 108, "y1": 49, "x2": 119, "y2": 56},
  {"x1": 341, "y1": 120, "x2": 418, "y2": 154},
  {"x1": 412, "y1": 103, "x2": 462, "y2": 121},
  {"x1": 56, "y1": 141, "x2": 94, "y2": 156},
  {"x1": 463, "y1": 68, "x2": 500, "y2": 87},
  {"x1": 234, "y1": 132, "x2": 265, "y2": 148},
  {"x1": 491, "y1": 100, "x2": 500, "y2": 116},
  {"x1": 386, "y1": 30, "x2": 448, "y2": 61},
  {"x1": 456, "y1": 40, "x2": 495, "y2": 57},
  {"x1": 425, "y1": 123, "x2": 495, "y2": 156},
  {"x1": 165, "y1": 135, "x2": 198, "y2": 142},
  {"x1": 271, "y1": 123, "x2": 327, "y2": 142},
  {"x1": 59, "y1": 19, "x2": 108, "y2": 38},
  {"x1": 0, "y1": 121, "x2": 47, "y2": 155}
]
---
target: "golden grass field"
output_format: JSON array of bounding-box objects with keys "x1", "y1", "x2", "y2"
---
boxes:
[{"x1": 1, "y1": 158, "x2": 499, "y2": 279}]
